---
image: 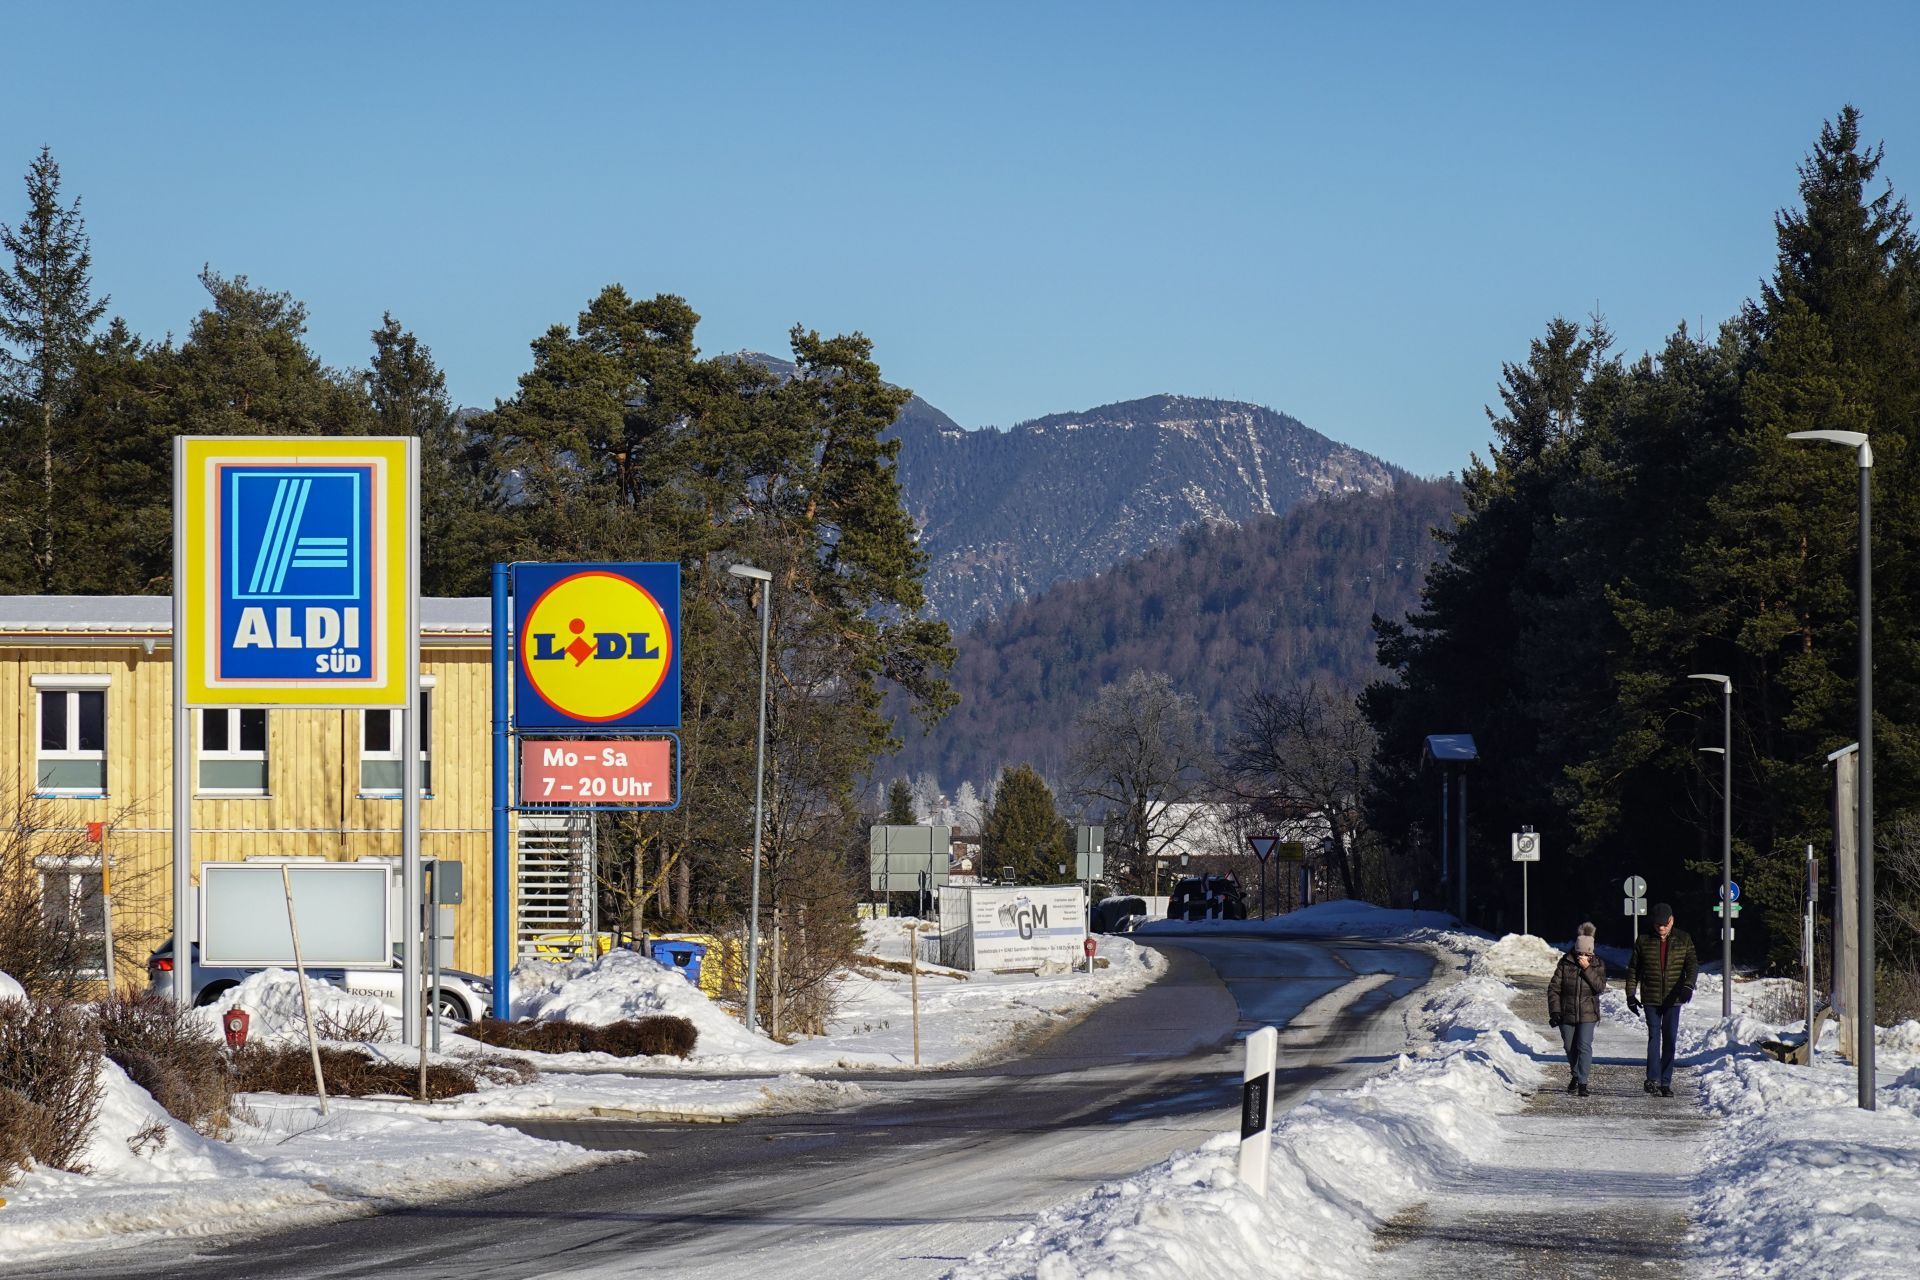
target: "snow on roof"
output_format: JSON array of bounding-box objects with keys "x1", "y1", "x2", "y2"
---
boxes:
[
  {"x1": 0, "y1": 595, "x2": 492, "y2": 637},
  {"x1": 1424, "y1": 733, "x2": 1480, "y2": 763}
]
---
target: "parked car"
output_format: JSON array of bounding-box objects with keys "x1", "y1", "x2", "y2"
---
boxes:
[
  {"x1": 146, "y1": 940, "x2": 491, "y2": 1023},
  {"x1": 1092, "y1": 896, "x2": 1149, "y2": 933},
  {"x1": 1168, "y1": 875, "x2": 1247, "y2": 922}
]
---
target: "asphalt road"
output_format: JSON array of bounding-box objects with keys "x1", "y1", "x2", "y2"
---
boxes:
[{"x1": 30, "y1": 931, "x2": 1434, "y2": 1280}]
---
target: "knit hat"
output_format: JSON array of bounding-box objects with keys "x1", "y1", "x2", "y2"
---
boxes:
[
  {"x1": 1574, "y1": 921, "x2": 1596, "y2": 955},
  {"x1": 1650, "y1": 902, "x2": 1674, "y2": 926}
]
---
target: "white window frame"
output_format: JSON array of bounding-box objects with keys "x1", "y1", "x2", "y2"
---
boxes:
[
  {"x1": 36, "y1": 854, "x2": 107, "y2": 980},
  {"x1": 359, "y1": 676, "x2": 435, "y2": 798},
  {"x1": 197, "y1": 707, "x2": 270, "y2": 797},
  {"x1": 31, "y1": 675, "x2": 110, "y2": 798}
]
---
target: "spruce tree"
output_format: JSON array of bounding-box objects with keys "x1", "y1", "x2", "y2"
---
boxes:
[
  {"x1": 885, "y1": 780, "x2": 916, "y2": 825},
  {"x1": 0, "y1": 148, "x2": 108, "y2": 591},
  {"x1": 981, "y1": 764, "x2": 1071, "y2": 885}
]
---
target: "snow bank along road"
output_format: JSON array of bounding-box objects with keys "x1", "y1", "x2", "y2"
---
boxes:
[{"x1": 46, "y1": 932, "x2": 1434, "y2": 1280}]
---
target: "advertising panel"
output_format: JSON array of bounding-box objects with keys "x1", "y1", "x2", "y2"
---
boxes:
[
  {"x1": 513, "y1": 562, "x2": 682, "y2": 730},
  {"x1": 968, "y1": 885, "x2": 1086, "y2": 971},
  {"x1": 178, "y1": 437, "x2": 413, "y2": 707},
  {"x1": 199, "y1": 862, "x2": 392, "y2": 967}
]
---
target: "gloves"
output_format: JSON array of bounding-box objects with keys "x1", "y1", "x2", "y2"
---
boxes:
[
  {"x1": 1627, "y1": 996, "x2": 1642, "y2": 1015},
  {"x1": 1673, "y1": 986, "x2": 1694, "y2": 1005},
  {"x1": 1548, "y1": 1012, "x2": 1562, "y2": 1028}
]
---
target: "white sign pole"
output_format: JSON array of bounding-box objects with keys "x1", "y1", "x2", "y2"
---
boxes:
[
  {"x1": 171, "y1": 439, "x2": 193, "y2": 1005},
  {"x1": 401, "y1": 439, "x2": 423, "y2": 1049},
  {"x1": 1238, "y1": 1026, "x2": 1278, "y2": 1197}
]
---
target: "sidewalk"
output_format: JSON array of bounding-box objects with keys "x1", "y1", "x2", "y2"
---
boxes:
[{"x1": 1372, "y1": 974, "x2": 1707, "y2": 1278}]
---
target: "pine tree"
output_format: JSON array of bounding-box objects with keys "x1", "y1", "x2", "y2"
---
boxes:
[
  {"x1": 885, "y1": 780, "x2": 916, "y2": 825},
  {"x1": 169, "y1": 269, "x2": 373, "y2": 438},
  {"x1": 365, "y1": 314, "x2": 503, "y2": 594},
  {"x1": 0, "y1": 148, "x2": 108, "y2": 591},
  {"x1": 981, "y1": 764, "x2": 1071, "y2": 884}
]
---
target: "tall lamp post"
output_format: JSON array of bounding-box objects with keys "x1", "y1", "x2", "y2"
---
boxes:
[
  {"x1": 1688, "y1": 673, "x2": 1733, "y2": 1018},
  {"x1": 1788, "y1": 428, "x2": 1874, "y2": 1111},
  {"x1": 729, "y1": 563, "x2": 773, "y2": 1035}
]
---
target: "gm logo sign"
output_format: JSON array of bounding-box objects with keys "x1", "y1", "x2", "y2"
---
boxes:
[
  {"x1": 514, "y1": 563, "x2": 680, "y2": 730},
  {"x1": 179, "y1": 438, "x2": 412, "y2": 708}
]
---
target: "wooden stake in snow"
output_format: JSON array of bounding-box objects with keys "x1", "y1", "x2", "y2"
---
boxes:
[
  {"x1": 281, "y1": 865, "x2": 329, "y2": 1116},
  {"x1": 905, "y1": 921, "x2": 922, "y2": 1067}
]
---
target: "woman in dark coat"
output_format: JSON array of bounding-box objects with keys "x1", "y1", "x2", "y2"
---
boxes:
[{"x1": 1547, "y1": 922, "x2": 1607, "y2": 1097}]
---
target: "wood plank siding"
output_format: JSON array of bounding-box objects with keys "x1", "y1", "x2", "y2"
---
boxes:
[{"x1": 0, "y1": 631, "x2": 508, "y2": 984}]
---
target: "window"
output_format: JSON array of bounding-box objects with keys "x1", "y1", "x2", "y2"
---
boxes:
[
  {"x1": 37, "y1": 856, "x2": 106, "y2": 977},
  {"x1": 35, "y1": 681, "x2": 108, "y2": 796},
  {"x1": 199, "y1": 708, "x2": 269, "y2": 795},
  {"x1": 361, "y1": 682, "x2": 433, "y2": 795}
]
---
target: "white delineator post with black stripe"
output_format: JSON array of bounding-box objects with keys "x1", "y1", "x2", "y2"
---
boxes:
[{"x1": 1239, "y1": 1026, "x2": 1278, "y2": 1196}]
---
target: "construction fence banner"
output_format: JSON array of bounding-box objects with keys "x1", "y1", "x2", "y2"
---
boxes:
[{"x1": 935, "y1": 884, "x2": 1086, "y2": 972}]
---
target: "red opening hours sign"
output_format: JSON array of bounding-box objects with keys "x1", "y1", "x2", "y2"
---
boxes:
[{"x1": 520, "y1": 738, "x2": 673, "y2": 806}]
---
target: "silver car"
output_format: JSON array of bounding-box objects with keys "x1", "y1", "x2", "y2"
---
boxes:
[{"x1": 146, "y1": 939, "x2": 490, "y2": 1022}]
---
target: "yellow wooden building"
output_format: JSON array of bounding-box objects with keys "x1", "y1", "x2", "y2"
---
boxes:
[{"x1": 0, "y1": 595, "x2": 516, "y2": 983}]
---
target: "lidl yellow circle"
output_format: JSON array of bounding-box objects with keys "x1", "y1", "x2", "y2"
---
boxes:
[{"x1": 520, "y1": 571, "x2": 674, "y2": 723}]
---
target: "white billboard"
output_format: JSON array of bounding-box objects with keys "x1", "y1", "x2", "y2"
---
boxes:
[
  {"x1": 968, "y1": 886, "x2": 1086, "y2": 971},
  {"x1": 199, "y1": 862, "x2": 392, "y2": 967}
]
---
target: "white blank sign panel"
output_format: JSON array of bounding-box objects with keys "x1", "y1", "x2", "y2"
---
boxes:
[{"x1": 199, "y1": 862, "x2": 392, "y2": 967}]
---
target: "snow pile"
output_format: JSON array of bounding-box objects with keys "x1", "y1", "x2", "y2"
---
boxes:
[
  {"x1": 510, "y1": 949, "x2": 772, "y2": 1057},
  {"x1": 0, "y1": 968, "x2": 24, "y2": 1002},
  {"x1": 1606, "y1": 978, "x2": 1920, "y2": 1280},
  {"x1": 1473, "y1": 932, "x2": 1564, "y2": 980},
  {"x1": 953, "y1": 925, "x2": 1547, "y2": 1280},
  {"x1": 186, "y1": 968, "x2": 394, "y2": 1043},
  {"x1": 0, "y1": 1045, "x2": 615, "y2": 1265}
]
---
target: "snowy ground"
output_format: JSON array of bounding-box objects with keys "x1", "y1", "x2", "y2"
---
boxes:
[
  {"x1": 954, "y1": 903, "x2": 1920, "y2": 1280},
  {"x1": 0, "y1": 923, "x2": 1161, "y2": 1265}
]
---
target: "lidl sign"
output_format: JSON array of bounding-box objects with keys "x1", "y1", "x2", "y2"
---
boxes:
[
  {"x1": 513, "y1": 562, "x2": 681, "y2": 730},
  {"x1": 178, "y1": 438, "x2": 414, "y2": 707}
]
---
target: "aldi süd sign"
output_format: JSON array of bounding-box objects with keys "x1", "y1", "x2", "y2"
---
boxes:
[
  {"x1": 178, "y1": 438, "x2": 414, "y2": 707},
  {"x1": 513, "y1": 562, "x2": 681, "y2": 730}
]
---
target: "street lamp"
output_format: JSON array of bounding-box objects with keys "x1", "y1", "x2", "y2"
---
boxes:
[
  {"x1": 1688, "y1": 673, "x2": 1733, "y2": 1018},
  {"x1": 728, "y1": 563, "x2": 773, "y2": 1034},
  {"x1": 1788, "y1": 428, "x2": 1874, "y2": 1111}
]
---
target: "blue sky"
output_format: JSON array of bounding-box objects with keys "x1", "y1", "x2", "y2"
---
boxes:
[{"x1": 4, "y1": 3, "x2": 1917, "y2": 475}]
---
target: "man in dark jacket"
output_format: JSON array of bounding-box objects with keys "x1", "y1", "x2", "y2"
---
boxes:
[{"x1": 1624, "y1": 903, "x2": 1698, "y2": 1097}]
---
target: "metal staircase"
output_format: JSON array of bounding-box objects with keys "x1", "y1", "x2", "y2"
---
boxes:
[{"x1": 515, "y1": 810, "x2": 597, "y2": 959}]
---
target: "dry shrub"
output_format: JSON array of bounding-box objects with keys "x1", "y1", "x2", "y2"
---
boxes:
[
  {"x1": 313, "y1": 1004, "x2": 394, "y2": 1043},
  {"x1": 0, "y1": 999, "x2": 104, "y2": 1180},
  {"x1": 1880, "y1": 966, "x2": 1920, "y2": 1027},
  {"x1": 93, "y1": 991, "x2": 234, "y2": 1139},
  {"x1": 231, "y1": 1044, "x2": 478, "y2": 1100},
  {"x1": 466, "y1": 1056, "x2": 539, "y2": 1087},
  {"x1": 457, "y1": 1015, "x2": 697, "y2": 1058}
]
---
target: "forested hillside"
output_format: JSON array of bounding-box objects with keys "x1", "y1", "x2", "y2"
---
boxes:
[
  {"x1": 890, "y1": 476, "x2": 1463, "y2": 790},
  {"x1": 890, "y1": 394, "x2": 1404, "y2": 628}
]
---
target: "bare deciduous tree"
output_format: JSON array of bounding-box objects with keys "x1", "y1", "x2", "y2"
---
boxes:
[
  {"x1": 1220, "y1": 681, "x2": 1376, "y2": 900},
  {"x1": 1068, "y1": 670, "x2": 1211, "y2": 892}
]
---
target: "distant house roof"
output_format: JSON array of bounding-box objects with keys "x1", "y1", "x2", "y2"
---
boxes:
[
  {"x1": 0, "y1": 596, "x2": 491, "y2": 643},
  {"x1": 1423, "y1": 733, "x2": 1480, "y2": 764}
]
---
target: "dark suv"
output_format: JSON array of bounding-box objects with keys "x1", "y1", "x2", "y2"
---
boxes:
[{"x1": 1169, "y1": 874, "x2": 1247, "y2": 922}]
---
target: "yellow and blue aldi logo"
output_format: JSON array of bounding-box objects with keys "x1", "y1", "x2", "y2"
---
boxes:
[
  {"x1": 179, "y1": 437, "x2": 412, "y2": 707},
  {"x1": 514, "y1": 563, "x2": 681, "y2": 730}
]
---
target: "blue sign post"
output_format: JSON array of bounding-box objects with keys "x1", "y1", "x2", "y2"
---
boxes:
[{"x1": 489, "y1": 562, "x2": 684, "y2": 1019}]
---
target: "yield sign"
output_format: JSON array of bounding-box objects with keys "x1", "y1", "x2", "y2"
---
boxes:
[{"x1": 1248, "y1": 835, "x2": 1279, "y2": 863}]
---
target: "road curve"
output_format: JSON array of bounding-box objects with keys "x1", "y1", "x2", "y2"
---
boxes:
[{"x1": 28, "y1": 933, "x2": 1434, "y2": 1280}]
